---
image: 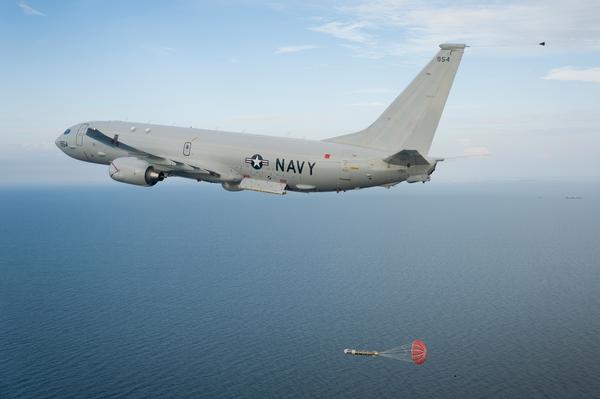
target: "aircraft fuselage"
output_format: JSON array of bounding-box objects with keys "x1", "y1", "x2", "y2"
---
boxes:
[
  {"x1": 55, "y1": 44, "x2": 466, "y2": 194},
  {"x1": 56, "y1": 121, "x2": 414, "y2": 193}
]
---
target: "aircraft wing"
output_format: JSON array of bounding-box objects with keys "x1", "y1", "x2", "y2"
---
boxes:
[{"x1": 86, "y1": 128, "x2": 224, "y2": 177}]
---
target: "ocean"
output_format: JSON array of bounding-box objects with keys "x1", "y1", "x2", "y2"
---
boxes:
[{"x1": 1, "y1": 181, "x2": 599, "y2": 398}]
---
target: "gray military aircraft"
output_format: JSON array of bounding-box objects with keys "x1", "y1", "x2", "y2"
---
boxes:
[{"x1": 56, "y1": 43, "x2": 466, "y2": 194}]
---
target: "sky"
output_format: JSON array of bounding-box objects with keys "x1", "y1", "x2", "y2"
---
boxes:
[{"x1": 1, "y1": 0, "x2": 599, "y2": 184}]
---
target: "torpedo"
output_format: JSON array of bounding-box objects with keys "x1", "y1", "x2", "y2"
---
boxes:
[{"x1": 344, "y1": 349, "x2": 379, "y2": 357}]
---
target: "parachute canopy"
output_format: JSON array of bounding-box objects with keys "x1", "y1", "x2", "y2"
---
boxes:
[
  {"x1": 347, "y1": 339, "x2": 429, "y2": 366},
  {"x1": 411, "y1": 339, "x2": 428, "y2": 365}
]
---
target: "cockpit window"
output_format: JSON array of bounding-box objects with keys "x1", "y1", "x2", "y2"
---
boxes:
[{"x1": 64, "y1": 129, "x2": 71, "y2": 135}]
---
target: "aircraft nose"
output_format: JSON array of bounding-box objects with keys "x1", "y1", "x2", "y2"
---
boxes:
[{"x1": 55, "y1": 132, "x2": 68, "y2": 152}]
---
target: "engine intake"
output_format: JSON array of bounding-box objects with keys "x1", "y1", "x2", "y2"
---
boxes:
[{"x1": 109, "y1": 157, "x2": 164, "y2": 186}]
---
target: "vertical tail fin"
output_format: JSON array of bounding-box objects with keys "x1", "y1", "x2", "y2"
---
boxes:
[{"x1": 325, "y1": 43, "x2": 466, "y2": 155}]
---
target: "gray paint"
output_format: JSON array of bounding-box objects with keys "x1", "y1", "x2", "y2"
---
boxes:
[{"x1": 55, "y1": 44, "x2": 466, "y2": 194}]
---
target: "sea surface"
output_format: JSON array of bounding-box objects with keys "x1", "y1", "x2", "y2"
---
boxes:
[{"x1": 1, "y1": 181, "x2": 599, "y2": 398}]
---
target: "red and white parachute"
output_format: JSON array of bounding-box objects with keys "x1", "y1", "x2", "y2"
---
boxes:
[
  {"x1": 344, "y1": 339, "x2": 428, "y2": 366},
  {"x1": 379, "y1": 339, "x2": 428, "y2": 365},
  {"x1": 410, "y1": 339, "x2": 427, "y2": 365}
]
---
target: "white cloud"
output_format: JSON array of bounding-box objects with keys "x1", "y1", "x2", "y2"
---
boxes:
[
  {"x1": 310, "y1": 0, "x2": 600, "y2": 57},
  {"x1": 265, "y1": 2, "x2": 286, "y2": 12},
  {"x1": 341, "y1": 44, "x2": 386, "y2": 59},
  {"x1": 309, "y1": 22, "x2": 374, "y2": 45},
  {"x1": 17, "y1": 0, "x2": 44, "y2": 16},
  {"x1": 275, "y1": 44, "x2": 320, "y2": 54},
  {"x1": 543, "y1": 66, "x2": 600, "y2": 84},
  {"x1": 350, "y1": 88, "x2": 394, "y2": 94},
  {"x1": 228, "y1": 114, "x2": 282, "y2": 123},
  {"x1": 463, "y1": 146, "x2": 491, "y2": 157},
  {"x1": 350, "y1": 101, "x2": 386, "y2": 107},
  {"x1": 142, "y1": 45, "x2": 176, "y2": 56},
  {"x1": 12, "y1": 141, "x2": 55, "y2": 152}
]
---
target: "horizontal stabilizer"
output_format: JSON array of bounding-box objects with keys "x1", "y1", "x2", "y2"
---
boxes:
[
  {"x1": 239, "y1": 178, "x2": 287, "y2": 195},
  {"x1": 384, "y1": 150, "x2": 430, "y2": 167}
]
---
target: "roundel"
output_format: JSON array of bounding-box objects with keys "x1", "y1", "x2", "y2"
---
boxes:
[{"x1": 245, "y1": 154, "x2": 269, "y2": 170}]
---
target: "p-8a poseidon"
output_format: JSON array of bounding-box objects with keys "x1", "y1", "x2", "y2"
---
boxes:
[{"x1": 56, "y1": 43, "x2": 466, "y2": 194}]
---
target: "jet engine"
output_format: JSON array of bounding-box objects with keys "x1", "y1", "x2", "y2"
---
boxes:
[{"x1": 109, "y1": 157, "x2": 164, "y2": 186}]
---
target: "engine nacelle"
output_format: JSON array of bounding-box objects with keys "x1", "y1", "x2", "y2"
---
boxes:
[{"x1": 109, "y1": 157, "x2": 164, "y2": 186}]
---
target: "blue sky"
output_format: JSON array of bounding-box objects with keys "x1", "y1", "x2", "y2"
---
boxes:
[{"x1": 1, "y1": 0, "x2": 599, "y2": 184}]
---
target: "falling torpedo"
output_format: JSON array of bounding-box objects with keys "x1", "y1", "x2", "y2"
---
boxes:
[
  {"x1": 344, "y1": 349, "x2": 380, "y2": 357},
  {"x1": 343, "y1": 339, "x2": 428, "y2": 365}
]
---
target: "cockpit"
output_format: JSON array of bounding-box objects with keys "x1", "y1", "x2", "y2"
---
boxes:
[
  {"x1": 55, "y1": 128, "x2": 70, "y2": 150},
  {"x1": 55, "y1": 123, "x2": 90, "y2": 159},
  {"x1": 55, "y1": 122, "x2": 124, "y2": 164}
]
